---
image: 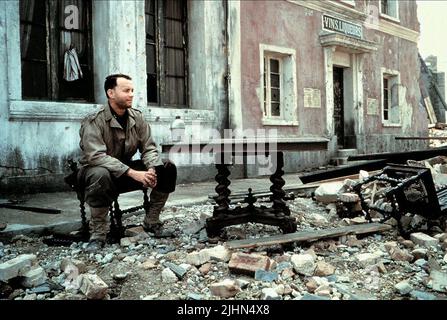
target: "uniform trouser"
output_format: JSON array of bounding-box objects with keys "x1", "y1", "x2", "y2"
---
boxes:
[{"x1": 79, "y1": 160, "x2": 176, "y2": 241}]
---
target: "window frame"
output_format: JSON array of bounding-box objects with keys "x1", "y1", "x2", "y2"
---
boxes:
[
  {"x1": 19, "y1": 0, "x2": 94, "y2": 102},
  {"x1": 381, "y1": 68, "x2": 401, "y2": 127},
  {"x1": 380, "y1": 0, "x2": 400, "y2": 23},
  {"x1": 259, "y1": 44, "x2": 298, "y2": 126},
  {"x1": 144, "y1": 0, "x2": 189, "y2": 108},
  {"x1": 263, "y1": 54, "x2": 283, "y2": 119}
]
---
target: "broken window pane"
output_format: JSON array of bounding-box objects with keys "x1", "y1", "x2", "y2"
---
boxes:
[{"x1": 20, "y1": 0, "x2": 93, "y2": 101}]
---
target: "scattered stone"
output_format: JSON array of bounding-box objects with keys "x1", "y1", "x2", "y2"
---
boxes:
[
  {"x1": 254, "y1": 269, "x2": 278, "y2": 282},
  {"x1": 199, "y1": 263, "x2": 212, "y2": 275},
  {"x1": 355, "y1": 251, "x2": 383, "y2": 267},
  {"x1": 161, "y1": 268, "x2": 178, "y2": 283},
  {"x1": 206, "y1": 245, "x2": 232, "y2": 262},
  {"x1": 141, "y1": 258, "x2": 157, "y2": 270},
  {"x1": 388, "y1": 247, "x2": 413, "y2": 262},
  {"x1": 395, "y1": 280, "x2": 412, "y2": 295},
  {"x1": 0, "y1": 254, "x2": 36, "y2": 282},
  {"x1": 261, "y1": 288, "x2": 281, "y2": 300},
  {"x1": 20, "y1": 266, "x2": 47, "y2": 288},
  {"x1": 185, "y1": 250, "x2": 210, "y2": 266},
  {"x1": 314, "y1": 182, "x2": 344, "y2": 204},
  {"x1": 164, "y1": 262, "x2": 187, "y2": 279},
  {"x1": 29, "y1": 284, "x2": 51, "y2": 294},
  {"x1": 410, "y1": 290, "x2": 437, "y2": 300},
  {"x1": 305, "y1": 278, "x2": 318, "y2": 293},
  {"x1": 350, "y1": 217, "x2": 367, "y2": 225},
  {"x1": 430, "y1": 270, "x2": 447, "y2": 293},
  {"x1": 314, "y1": 261, "x2": 335, "y2": 276},
  {"x1": 112, "y1": 273, "x2": 129, "y2": 281},
  {"x1": 124, "y1": 226, "x2": 147, "y2": 237},
  {"x1": 209, "y1": 279, "x2": 240, "y2": 298},
  {"x1": 411, "y1": 248, "x2": 428, "y2": 260},
  {"x1": 186, "y1": 292, "x2": 203, "y2": 300},
  {"x1": 300, "y1": 293, "x2": 330, "y2": 300},
  {"x1": 290, "y1": 254, "x2": 316, "y2": 276},
  {"x1": 228, "y1": 252, "x2": 271, "y2": 276},
  {"x1": 61, "y1": 258, "x2": 86, "y2": 274},
  {"x1": 401, "y1": 240, "x2": 415, "y2": 249},
  {"x1": 410, "y1": 232, "x2": 438, "y2": 248},
  {"x1": 79, "y1": 274, "x2": 108, "y2": 300}
]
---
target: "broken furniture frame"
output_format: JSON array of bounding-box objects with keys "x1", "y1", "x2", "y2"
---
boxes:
[
  {"x1": 206, "y1": 151, "x2": 297, "y2": 237},
  {"x1": 162, "y1": 138, "x2": 329, "y2": 237},
  {"x1": 352, "y1": 164, "x2": 447, "y2": 235}
]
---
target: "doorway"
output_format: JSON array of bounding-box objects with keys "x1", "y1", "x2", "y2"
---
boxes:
[{"x1": 333, "y1": 66, "x2": 344, "y2": 147}]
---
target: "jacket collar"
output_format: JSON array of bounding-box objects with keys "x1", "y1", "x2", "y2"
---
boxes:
[{"x1": 104, "y1": 104, "x2": 136, "y2": 130}]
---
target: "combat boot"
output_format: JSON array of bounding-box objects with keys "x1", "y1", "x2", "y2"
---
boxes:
[
  {"x1": 85, "y1": 206, "x2": 109, "y2": 251},
  {"x1": 143, "y1": 190, "x2": 173, "y2": 238}
]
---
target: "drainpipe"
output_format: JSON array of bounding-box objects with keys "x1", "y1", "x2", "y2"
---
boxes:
[{"x1": 223, "y1": 0, "x2": 230, "y2": 132}]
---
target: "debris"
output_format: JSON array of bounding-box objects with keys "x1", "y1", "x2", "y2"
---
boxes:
[
  {"x1": 209, "y1": 279, "x2": 240, "y2": 298},
  {"x1": 225, "y1": 223, "x2": 392, "y2": 249}
]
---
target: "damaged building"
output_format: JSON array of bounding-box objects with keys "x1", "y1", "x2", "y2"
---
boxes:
[{"x1": 0, "y1": 0, "x2": 428, "y2": 194}]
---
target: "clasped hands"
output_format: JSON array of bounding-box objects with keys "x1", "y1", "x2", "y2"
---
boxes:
[{"x1": 127, "y1": 168, "x2": 157, "y2": 188}]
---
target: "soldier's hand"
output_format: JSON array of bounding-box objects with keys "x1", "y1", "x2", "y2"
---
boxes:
[
  {"x1": 144, "y1": 168, "x2": 157, "y2": 188},
  {"x1": 127, "y1": 168, "x2": 155, "y2": 188}
]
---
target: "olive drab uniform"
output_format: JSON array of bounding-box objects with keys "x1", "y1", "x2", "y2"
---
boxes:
[{"x1": 78, "y1": 104, "x2": 174, "y2": 241}]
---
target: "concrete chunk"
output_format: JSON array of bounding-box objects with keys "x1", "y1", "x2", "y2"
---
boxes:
[
  {"x1": 20, "y1": 266, "x2": 47, "y2": 288},
  {"x1": 0, "y1": 254, "x2": 36, "y2": 282},
  {"x1": 209, "y1": 279, "x2": 240, "y2": 298},
  {"x1": 79, "y1": 274, "x2": 108, "y2": 300},
  {"x1": 410, "y1": 232, "x2": 438, "y2": 248},
  {"x1": 355, "y1": 251, "x2": 383, "y2": 267},
  {"x1": 205, "y1": 245, "x2": 231, "y2": 262},
  {"x1": 185, "y1": 250, "x2": 210, "y2": 266},
  {"x1": 290, "y1": 254, "x2": 316, "y2": 276},
  {"x1": 314, "y1": 182, "x2": 344, "y2": 204}
]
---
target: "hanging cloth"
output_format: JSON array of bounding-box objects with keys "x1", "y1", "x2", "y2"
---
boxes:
[{"x1": 63, "y1": 47, "x2": 83, "y2": 81}]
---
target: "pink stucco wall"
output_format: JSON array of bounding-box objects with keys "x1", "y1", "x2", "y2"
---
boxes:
[{"x1": 239, "y1": 0, "x2": 427, "y2": 152}]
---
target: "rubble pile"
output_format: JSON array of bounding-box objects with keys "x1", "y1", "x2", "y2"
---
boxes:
[
  {"x1": 1, "y1": 198, "x2": 447, "y2": 301},
  {"x1": 429, "y1": 125, "x2": 447, "y2": 148},
  {"x1": 320, "y1": 158, "x2": 447, "y2": 234}
]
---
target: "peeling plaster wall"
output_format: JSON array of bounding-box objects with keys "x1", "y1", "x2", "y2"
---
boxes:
[
  {"x1": 239, "y1": 0, "x2": 326, "y2": 136},
  {"x1": 238, "y1": 0, "x2": 427, "y2": 167},
  {"x1": 0, "y1": 1, "x2": 227, "y2": 194}
]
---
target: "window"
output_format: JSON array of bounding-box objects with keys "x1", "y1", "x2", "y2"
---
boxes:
[
  {"x1": 264, "y1": 56, "x2": 281, "y2": 118},
  {"x1": 19, "y1": 0, "x2": 93, "y2": 101},
  {"x1": 145, "y1": 0, "x2": 188, "y2": 107},
  {"x1": 380, "y1": 0, "x2": 399, "y2": 20},
  {"x1": 260, "y1": 44, "x2": 297, "y2": 126},
  {"x1": 382, "y1": 69, "x2": 400, "y2": 125}
]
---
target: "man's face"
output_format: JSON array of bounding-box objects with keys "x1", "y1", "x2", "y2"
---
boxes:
[{"x1": 108, "y1": 78, "x2": 134, "y2": 109}]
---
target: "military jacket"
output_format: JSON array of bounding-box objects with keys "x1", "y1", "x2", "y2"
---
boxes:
[{"x1": 79, "y1": 105, "x2": 162, "y2": 177}]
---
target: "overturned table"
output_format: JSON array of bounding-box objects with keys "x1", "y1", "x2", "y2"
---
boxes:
[{"x1": 162, "y1": 137, "x2": 329, "y2": 237}]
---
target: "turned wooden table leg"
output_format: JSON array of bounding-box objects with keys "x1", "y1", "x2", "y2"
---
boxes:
[{"x1": 269, "y1": 151, "x2": 290, "y2": 215}]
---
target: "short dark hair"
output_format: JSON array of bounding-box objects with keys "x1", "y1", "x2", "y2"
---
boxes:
[{"x1": 104, "y1": 74, "x2": 132, "y2": 98}]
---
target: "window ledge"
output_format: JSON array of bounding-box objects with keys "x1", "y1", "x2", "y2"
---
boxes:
[
  {"x1": 9, "y1": 100, "x2": 102, "y2": 122},
  {"x1": 380, "y1": 13, "x2": 400, "y2": 24},
  {"x1": 144, "y1": 107, "x2": 216, "y2": 124},
  {"x1": 262, "y1": 118, "x2": 299, "y2": 126},
  {"x1": 382, "y1": 122, "x2": 402, "y2": 128}
]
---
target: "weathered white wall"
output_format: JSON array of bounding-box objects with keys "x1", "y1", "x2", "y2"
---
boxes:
[{"x1": 0, "y1": 0, "x2": 227, "y2": 193}]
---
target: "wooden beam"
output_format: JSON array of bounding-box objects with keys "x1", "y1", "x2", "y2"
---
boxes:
[{"x1": 225, "y1": 223, "x2": 392, "y2": 249}]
